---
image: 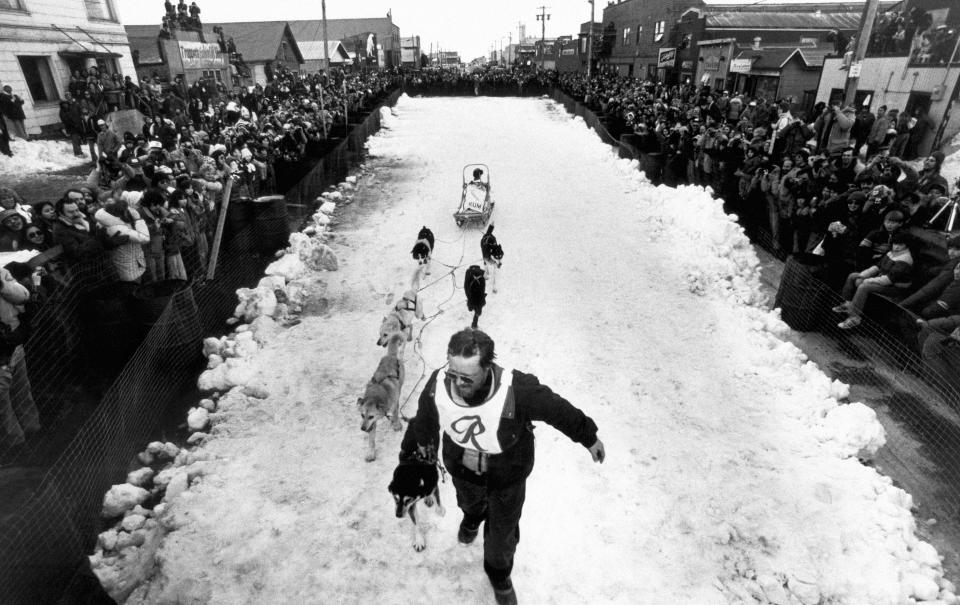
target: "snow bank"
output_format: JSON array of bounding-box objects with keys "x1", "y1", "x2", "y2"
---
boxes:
[
  {"x1": 0, "y1": 139, "x2": 88, "y2": 177},
  {"x1": 91, "y1": 163, "x2": 361, "y2": 603}
]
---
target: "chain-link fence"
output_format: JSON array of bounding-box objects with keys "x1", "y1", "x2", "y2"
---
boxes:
[{"x1": 0, "y1": 89, "x2": 403, "y2": 605}]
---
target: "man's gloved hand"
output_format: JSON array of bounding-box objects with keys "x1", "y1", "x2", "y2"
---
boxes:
[{"x1": 588, "y1": 439, "x2": 606, "y2": 463}]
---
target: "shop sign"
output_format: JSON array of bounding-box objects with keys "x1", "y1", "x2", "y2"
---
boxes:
[
  {"x1": 703, "y1": 55, "x2": 721, "y2": 71},
  {"x1": 848, "y1": 62, "x2": 862, "y2": 78},
  {"x1": 681, "y1": 60, "x2": 693, "y2": 69},
  {"x1": 658, "y1": 47, "x2": 676, "y2": 68},
  {"x1": 561, "y1": 48, "x2": 576, "y2": 55},
  {"x1": 730, "y1": 58, "x2": 752, "y2": 73},
  {"x1": 178, "y1": 42, "x2": 226, "y2": 69},
  {"x1": 799, "y1": 37, "x2": 818, "y2": 47}
]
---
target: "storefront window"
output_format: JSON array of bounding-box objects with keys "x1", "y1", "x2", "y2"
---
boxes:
[
  {"x1": 622, "y1": 27, "x2": 631, "y2": 46},
  {"x1": 654, "y1": 21, "x2": 665, "y2": 43}
]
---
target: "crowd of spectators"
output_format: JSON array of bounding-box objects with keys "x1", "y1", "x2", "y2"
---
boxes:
[
  {"x1": 555, "y1": 69, "x2": 959, "y2": 385},
  {"x1": 0, "y1": 63, "x2": 401, "y2": 453}
]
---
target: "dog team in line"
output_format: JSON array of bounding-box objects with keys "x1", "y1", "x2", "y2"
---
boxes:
[
  {"x1": 358, "y1": 222, "x2": 606, "y2": 605},
  {"x1": 361, "y1": 223, "x2": 504, "y2": 463}
]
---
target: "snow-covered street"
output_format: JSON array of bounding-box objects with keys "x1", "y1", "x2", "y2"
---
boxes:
[{"x1": 116, "y1": 95, "x2": 956, "y2": 605}]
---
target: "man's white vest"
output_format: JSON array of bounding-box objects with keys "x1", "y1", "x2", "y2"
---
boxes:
[{"x1": 436, "y1": 367, "x2": 513, "y2": 454}]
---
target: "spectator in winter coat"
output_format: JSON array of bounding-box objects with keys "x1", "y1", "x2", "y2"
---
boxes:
[
  {"x1": 835, "y1": 230, "x2": 914, "y2": 329},
  {"x1": 138, "y1": 188, "x2": 168, "y2": 283},
  {"x1": 60, "y1": 99, "x2": 87, "y2": 158},
  {"x1": 52, "y1": 194, "x2": 103, "y2": 263},
  {"x1": 95, "y1": 119, "x2": 121, "y2": 160},
  {"x1": 889, "y1": 111, "x2": 913, "y2": 158},
  {"x1": 851, "y1": 105, "x2": 875, "y2": 157},
  {"x1": 0, "y1": 188, "x2": 32, "y2": 225},
  {"x1": 0, "y1": 109, "x2": 10, "y2": 158},
  {"x1": 0, "y1": 262, "x2": 40, "y2": 449},
  {"x1": 866, "y1": 106, "x2": 890, "y2": 157},
  {"x1": 901, "y1": 236, "x2": 960, "y2": 319},
  {"x1": 94, "y1": 199, "x2": 150, "y2": 282},
  {"x1": 917, "y1": 314, "x2": 960, "y2": 392},
  {"x1": 163, "y1": 190, "x2": 191, "y2": 281},
  {"x1": 0, "y1": 85, "x2": 27, "y2": 140},
  {"x1": 825, "y1": 104, "x2": 856, "y2": 155},
  {"x1": 0, "y1": 210, "x2": 26, "y2": 251},
  {"x1": 915, "y1": 151, "x2": 950, "y2": 197},
  {"x1": 857, "y1": 206, "x2": 907, "y2": 268}
]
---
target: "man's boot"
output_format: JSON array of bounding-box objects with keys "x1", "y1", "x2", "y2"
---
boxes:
[
  {"x1": 458, "y1": 516, "x2": 481, "y2": 545},
  {"x1": 490, "y1": 576, "x2": 518, "y2": 605}
]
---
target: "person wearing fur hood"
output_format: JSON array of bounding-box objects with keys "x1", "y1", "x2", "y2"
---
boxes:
[{"x1": 94, "y1": 199, "x2": 150, "y2": 282}]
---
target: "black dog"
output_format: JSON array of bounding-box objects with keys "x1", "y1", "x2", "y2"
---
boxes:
[
  {"x1": 464, "y1": 265, "x2": 486, "y2": 329},
  {"x1": 411, "y1": 225, "x2": 435, "y2": 285},
  {"x1": 480, "y1": 224, "x2": 504, "y2": 294},
  {"x1": 388, "y1": 461, "x2": 445, "y2": 551}
]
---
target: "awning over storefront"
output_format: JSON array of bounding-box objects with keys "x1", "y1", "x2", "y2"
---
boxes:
[{"x1": 58, "y1": 50, "x2": 123, "y2": 59}]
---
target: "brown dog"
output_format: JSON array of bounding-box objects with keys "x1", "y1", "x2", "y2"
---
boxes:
[{"x1": 358, "y1": 353, "x2": 405, "y2": 462}]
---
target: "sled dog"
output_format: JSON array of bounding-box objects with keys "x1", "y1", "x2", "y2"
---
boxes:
[
  {"x1": 388, "y1": 460, "x2": 445, "y2": 551},
  {"x1": 358, "y1": 353, "x2": 404, "y2": 462}
]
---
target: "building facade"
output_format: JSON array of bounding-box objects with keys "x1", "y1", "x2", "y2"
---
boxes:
[
  {"x1": 815, "y1": 0, "x2": 960, "y2": 156},
  {"x1": 0, "y1": 0, "x2": 136, "y2": 135},
  {"x1": 599, "y1": 0, "x2": 696, "y2": 78},
  {"x1": 288, "y1": 18, "x2": 401, "y2": 69},
  {"x1": 203, "y1": 22, "x2": 303, "y2": 86},
  {"x1": 126, "y1": 24, "x2": 230, "y2": 87}
]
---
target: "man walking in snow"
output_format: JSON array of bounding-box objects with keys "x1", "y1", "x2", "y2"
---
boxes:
[{"x1": 399, "y1": 329, "x2": 606, "y2": 605}]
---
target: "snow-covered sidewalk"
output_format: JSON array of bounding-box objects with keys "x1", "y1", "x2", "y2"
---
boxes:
[
  {"x1": 0, "y1": 138, "x2": 89, "y2": 178},
  {"x1": 100, "y1": 96, "x2": 955, "y2": 605}
]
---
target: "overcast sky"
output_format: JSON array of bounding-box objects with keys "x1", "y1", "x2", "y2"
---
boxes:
[{"x1": 115, "y1": 0, "x2": 592, "y2": 61}]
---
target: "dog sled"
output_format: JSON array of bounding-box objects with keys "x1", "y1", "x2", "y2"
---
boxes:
[{"x1": 454, "y1": 164, "x2": 494, "y2": 228}]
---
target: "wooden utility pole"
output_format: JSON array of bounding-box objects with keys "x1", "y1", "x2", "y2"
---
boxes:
[
  {"x1": 321, "y1": 0, "x2": 330, "y2": 75},
  {"x1": 536, "y1": 6, "x2": 550, "y2": 70},
  {"x1": 587, "y1": 0, "x2": 595, "y2": 78},
  {"x1": 843, "y1": 0, "x2": 880, "y2": 107}
]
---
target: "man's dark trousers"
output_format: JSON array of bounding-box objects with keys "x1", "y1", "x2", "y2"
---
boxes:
[{"x1": 453, "y1": 475, "x2": 526, "y2": 582}]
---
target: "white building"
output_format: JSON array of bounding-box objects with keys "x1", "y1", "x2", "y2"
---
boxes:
[{"x1": 0, "y1": 0, "x2": 136, "y2": 136}]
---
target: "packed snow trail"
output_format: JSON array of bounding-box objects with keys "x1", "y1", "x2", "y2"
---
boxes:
[{"x1": 122, "y1": 96, "x2": 955, "y2": 605}]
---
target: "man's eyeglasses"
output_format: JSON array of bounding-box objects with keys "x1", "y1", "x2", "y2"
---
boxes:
[
  {"x1": 26, "y1": 231, "x2": 43, "y2": 238},
  {"x1": 445, "y1": 370, "x2": 478, "y2": 386}
]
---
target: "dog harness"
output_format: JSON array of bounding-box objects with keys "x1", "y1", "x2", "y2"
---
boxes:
[{"x1": 435, "y1": 367, "x2": 514, "y2": 455}]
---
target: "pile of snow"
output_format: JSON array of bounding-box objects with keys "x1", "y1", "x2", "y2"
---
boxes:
[
  {"x1": 0, "y1": 138, "x2": 88, "y2": 177},
  {"x1": 98, "y1": 96, "x2": 957, "y2": 605}
]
